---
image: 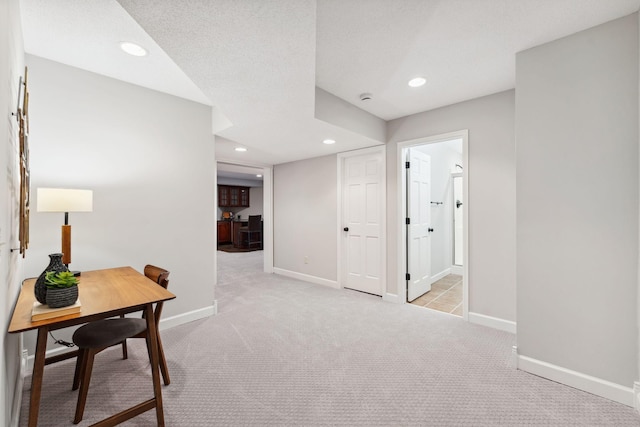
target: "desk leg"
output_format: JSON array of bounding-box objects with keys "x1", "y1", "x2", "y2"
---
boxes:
[
  {"x1": 28, "y1": 327, "x2": 48, "y2": 427},
  {"x1": 145, "y1": 304, "x2": 165, "y2": 426}
]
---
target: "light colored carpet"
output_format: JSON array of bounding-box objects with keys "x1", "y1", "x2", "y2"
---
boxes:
[{"x1": 19, "y1": 251, "x2": 640, "y2": 425}]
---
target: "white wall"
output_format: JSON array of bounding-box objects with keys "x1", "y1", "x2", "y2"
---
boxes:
[
  {"x1": 415, "y1": 141, "x2": 462, "y2": 279},
  {"x1": 1, "y1": 1, "x2": 25, "y2": 424},
  {"x1": 240, "y1": 187, "x2": 264, "y2": 218},
  {"x1": 516, "y1": 13, "x2": 638, "y2": 392},
  {"x1": 637, "y1": 10, "x2": 640, "y2": 388},
  {"x1": 388, "y1": 90, "x2": 516, "y2": 322},
  {"x1": 22, "y1": 55, "x2": 216, "y2": 353},
  {"x1": 315, "y1": 87, "x2": 386, "y2": 142},
  {"x1": 273, "y1": 154, "x2": 337, "y2": 281}
]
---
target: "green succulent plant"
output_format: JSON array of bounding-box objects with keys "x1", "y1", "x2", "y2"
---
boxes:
[{"x1": 44, "y1": 271, "x2": 78, "y2": 289}]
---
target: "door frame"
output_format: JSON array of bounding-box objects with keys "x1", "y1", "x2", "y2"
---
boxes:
[
  {"x1": 214, "y1": 160, "x2": 274, "y2": 274},
  {"x1": 396, "y1": 130, "x2": 469, "y2": 320},
  {"x1": 337, "y1": 145, "x2": 387, "y2": 294}
]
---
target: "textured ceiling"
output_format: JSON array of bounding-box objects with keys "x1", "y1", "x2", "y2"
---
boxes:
[
  {"x1": 116, "y1": 0, "x2": 385, "y2": 166},
  {"x1": 20, "y1": 0, "x2": 211, "y2": 105},
  {"x1": 316, "y1": 0, "x2": 640, "y2": 120},
  {"x1": 20, "y1": 0, "x2": 640, "y2": 166}
]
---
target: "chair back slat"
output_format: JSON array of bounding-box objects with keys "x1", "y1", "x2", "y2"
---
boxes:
[
  {"x1": 143, "y1": 264, "x2": 170, "y2": 324},
  {"x1": 248, "y1": 215, "x2": 261, "y2": 232}
]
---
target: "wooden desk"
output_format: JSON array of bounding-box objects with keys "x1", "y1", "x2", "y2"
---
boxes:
[{"x1": 8, "y1": 266, "x2": 176, "y2": 427}]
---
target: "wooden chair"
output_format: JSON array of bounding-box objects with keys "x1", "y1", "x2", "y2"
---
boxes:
[
  {"x1": 71, "y1": 265, "x2": 170, "y2": 424},
  {"x1": 239, "y1": 215, "x2": 262, "y2": 249}
]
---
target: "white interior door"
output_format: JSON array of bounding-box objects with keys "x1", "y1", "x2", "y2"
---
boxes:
[
  {"x1": 407, "y1": 148, "x2": 432, "y2": 302},
  {"x1": 342, "y1": 149, "x2": 384, "y2": 296}
]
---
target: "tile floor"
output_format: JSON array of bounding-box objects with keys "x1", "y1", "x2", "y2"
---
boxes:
[{"x1": 409, "y1": 274, "x2": 462, "y2": 316}]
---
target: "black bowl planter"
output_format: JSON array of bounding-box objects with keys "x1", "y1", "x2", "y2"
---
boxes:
[{"x1": 46, "y1": 285, "x2": 78, "y2": 308}]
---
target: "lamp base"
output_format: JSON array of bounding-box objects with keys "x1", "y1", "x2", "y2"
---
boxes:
[{"x1": 65, "y1": 264, "x2": 81, "y2": 277}]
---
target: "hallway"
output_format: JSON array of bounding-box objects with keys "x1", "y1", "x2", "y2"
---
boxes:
[{"x1": 409, "y1": 274, "x2": 462, "y2": 316}]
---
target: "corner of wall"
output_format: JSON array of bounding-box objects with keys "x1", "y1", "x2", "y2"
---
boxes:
[{"x1": 1, "y1": 0, "x2": 26, "y2": 424}]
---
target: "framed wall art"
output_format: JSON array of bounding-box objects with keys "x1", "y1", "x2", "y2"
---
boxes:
[{"x1": 17, "y1": 67, "x2": 30, "y2": 257}]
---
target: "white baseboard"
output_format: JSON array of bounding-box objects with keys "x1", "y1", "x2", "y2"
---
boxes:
[
  {"x1": 273, "y1": 267, "x2": 339, "y2": 289},
  {"x1": 25, "y1": 346, "x2": 74, "y2": 373},
  {"x1": 25, "y1": 303, "x2": 217, "y2": 373},
  {"x1": 468, "y1": 311, "x2": 516, "y2": 334},
  {"x1": 9, "y1": 375, "x2": 24, "y2": 427},
  {"x1": 383, "y1": 292, "x2": 401, "y2": 303},
  {"x1": 10, "y1": 348, "x2": 28, "y2": 427},
  {"x1": 450, "y1": 265, "x2": 463, "y2": 275},
  {"x1": 160, "y1": 302, "x2": 217, "y2": 330},
  {"x1": 11, "y1": 372, "x2": 24, "y2": 427},
  {"x1": 518, "y1": 355, "x2": 634, "y2": 407},
  {"x1": 430, "y1": 268, "x2": 451, "y2": 284}
]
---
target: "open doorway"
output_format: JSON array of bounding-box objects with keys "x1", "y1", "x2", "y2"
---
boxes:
[
  {"x1": 398, "y1": 130, "x2": 468, "y2": 319},
  {"x1": 217, "y1": 163, "x2": 264, "y2": 253},
  {"x1": 215, "y1": 162, "x2": 273, "y2": 276}
]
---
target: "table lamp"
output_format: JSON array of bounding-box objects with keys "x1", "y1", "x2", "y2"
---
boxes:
[{"x1": 37, "y1": 188, "x2": 93, "y2": 275}]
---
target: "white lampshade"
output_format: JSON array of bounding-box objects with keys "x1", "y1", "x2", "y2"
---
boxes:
[{"x1": 37, "y1": 188, "x2": 93, "y2": 213}]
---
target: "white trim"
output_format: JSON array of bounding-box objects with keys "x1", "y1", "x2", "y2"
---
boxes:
[
  {"x1": 637, "y1": 12, "x2": 640, "y2": 415},
  {"x1": 450, "y1": 265, "x2": 463, "y2": 275},
  {"x1": 468, "y1": 311, "x2": 516, "y2": 334},
  {"x1": 262, "y1": 166, "x2": 274, "y2": 274},
  {"x1": 337, "y1": 146, "x2": 387, "y2": 296},
  {"x1": 215, "y1": 156, "x2": 272, "y2": 169},
  {"x1": 26, "y1": 346, "x2": 73, "y2": 373},
  {"x1": 273, "y1": 267, "x2": 339, "y2": 289},
  {"x1": 461, "y1": 134, "x2": 469, "y2": 320},
  {"x1": 396, "y1": 130, "x2": 469, "y2": 322},
  {"x1": 10, "y1": 388, "x2": 22, "y2": 427},
  {"x1": 336, "y1": 152, "x2": 343, "y2": 289},
  {"x1": 160, "y1": 303, "x2": 217, "y2": 330},
  {"x1": 518, "y1": 355, "x2": 635, "y2": 407},
  {"x1": 430, "y1": 268, "x2": 451, "y2": 285},
  {"x1": 10, "y1": 341, "x2": 27, "y2": 427},
  {"x1": 383, "y1": 292, "x2": 401, "y2": 304},
  {"x1": 24, "y1": 304, "x2": 217, "y2": 372},
  {"x1": 336, "y1": 154, "x2": 344, "y2": 289}
]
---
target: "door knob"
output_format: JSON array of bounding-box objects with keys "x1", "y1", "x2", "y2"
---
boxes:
[
  {"x1": 428, "y1": 228, "x2": 434, "y2": 232},
  {"x1": 343, "y1": 227, "x2": 349, "y2": 232}
]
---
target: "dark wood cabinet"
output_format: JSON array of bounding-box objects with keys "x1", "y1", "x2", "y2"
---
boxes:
[
  {"x1": 218, "y1": 185, "x2": 250, "y2": 207},
  {"x1": 217, "y1": 221, "x2": 232, "y2": 244},
  {"x1": 218, "y1": 187, "x2": 230, "y2": 207}
]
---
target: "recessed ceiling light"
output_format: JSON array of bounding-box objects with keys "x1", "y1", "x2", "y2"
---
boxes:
[
  {"x1": 234, "y1": 147, "x2": 247, "y2": 152},
  {"x1": 119, "y1": 41, "x2": 148, "y2": 57},
  {"x1": 323, "y1": 139, "x2": 336, "y2": 145},
  {"x1": 408, "y1": 77, "x2": 426, "y2": 87},
  {"x1": 256, "y1": 174, "x2": 263, "y2": 178}
]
